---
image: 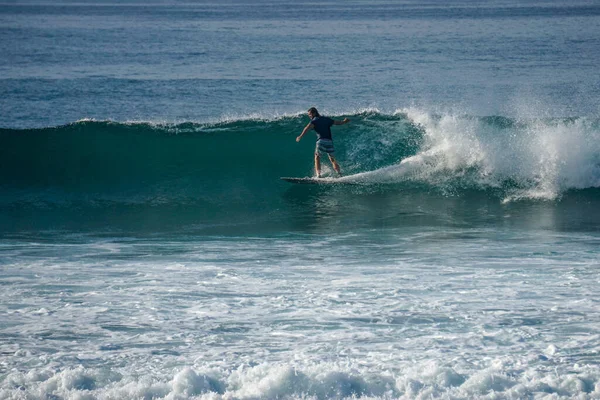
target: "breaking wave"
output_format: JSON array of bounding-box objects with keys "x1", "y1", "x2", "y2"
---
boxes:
[{"x1": 1, "y1": 109, "x2": 599, "y2": 210}]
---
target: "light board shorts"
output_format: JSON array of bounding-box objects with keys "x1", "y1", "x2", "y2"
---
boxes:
[{"x1": 315, "y1": 139, "x2": 335, "y2": 155}]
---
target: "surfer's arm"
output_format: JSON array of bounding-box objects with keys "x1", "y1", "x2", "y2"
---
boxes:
[
  {"x1": 296, "y1": 123, "x2": 313, "y2": 142},
  {"x1": 333, "y1": 118, "x2": 350, "y2": 125}
]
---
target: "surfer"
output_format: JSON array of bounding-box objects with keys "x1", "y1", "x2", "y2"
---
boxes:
[{"x1": 296, "y1": 107, "x2": 350, "y2": 178}]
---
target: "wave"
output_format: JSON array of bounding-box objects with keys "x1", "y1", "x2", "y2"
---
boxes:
[
  {"x1": 2, "y1": 360, "x2": 599, "y2": 399},
  {"x1": 340, "y1": 109, "x2": 600, "y2": 202},
  {"x1": 1, "y1": 110, "x2": 599, "y2": 208}
]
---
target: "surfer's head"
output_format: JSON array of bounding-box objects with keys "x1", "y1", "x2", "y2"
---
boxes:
[{"x1": 307, "y1": 107, "x2": 320, "y2": 119}]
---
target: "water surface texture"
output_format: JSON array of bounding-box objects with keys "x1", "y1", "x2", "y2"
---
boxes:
[{"x1": 1, "y1": 1, "x2": 600, "y2": 399}]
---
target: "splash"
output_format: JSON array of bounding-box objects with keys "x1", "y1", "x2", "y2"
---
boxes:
[{"x1": 342, "y1": 109, "x2": 600, "y2": 201}]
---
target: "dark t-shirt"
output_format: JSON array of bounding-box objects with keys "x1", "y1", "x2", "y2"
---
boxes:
[{"x1": 311, "y1": 116, "x2": 334, "y2": 141}]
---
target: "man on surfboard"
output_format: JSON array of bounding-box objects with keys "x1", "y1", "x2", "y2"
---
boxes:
[{"x1": 296, "y1": 107, "x2": 350, "y2": 178}]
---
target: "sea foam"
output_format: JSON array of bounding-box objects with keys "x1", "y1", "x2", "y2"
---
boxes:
[
  {"x1": 343, "y1": 109, "x2": 600, "y2": 201},
  {"x1": 2, "y1": 361, "x2": 600, "y2": 399}
]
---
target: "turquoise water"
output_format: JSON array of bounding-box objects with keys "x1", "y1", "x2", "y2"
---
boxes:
[
  {"x1": 1, "y1": 115, "x2": 600, "y2": 234},
  {"x1": 1, "y1": 1, "x2": 600, "y2": 399}
]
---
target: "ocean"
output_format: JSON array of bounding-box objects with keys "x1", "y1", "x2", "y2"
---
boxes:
[{"x1": 1, "y1": 1, "x2": 600, "y2": 399}]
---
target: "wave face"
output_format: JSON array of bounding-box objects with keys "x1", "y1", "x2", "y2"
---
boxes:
[
  {"x1": 1, "y1": 111, "x2": 600, "y2": 232},
  {"x1": 0, "y1": 113, "x2": 423, "y2": 203}
]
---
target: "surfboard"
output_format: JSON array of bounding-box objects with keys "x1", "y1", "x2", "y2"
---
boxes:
[{"x1": 280, "y1": 177, "x2": 339, "y2": 185}]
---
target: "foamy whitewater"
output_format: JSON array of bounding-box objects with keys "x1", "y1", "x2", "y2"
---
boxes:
[
  {"x1": 2, "y1": 232, "x2": 600, "y2": 399},
  {"x1": 2, "y1": 1, "x2": 600, "y2": 399},
  {"x1": 342, "y1": 109, "x2": 600, "y2": 203}
]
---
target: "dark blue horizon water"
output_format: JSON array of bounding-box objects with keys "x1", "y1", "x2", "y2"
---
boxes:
[{"x1": 2, "y1": 0, "x2": 600, "y2": 128}]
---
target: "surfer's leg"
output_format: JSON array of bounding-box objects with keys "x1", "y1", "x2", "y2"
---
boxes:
[
  {"x1": 328, "y1": 155, "x2": 342, "y2": 176},
  {"x1": 314, "y1": 153, "x2": 321, "y2": 178}
]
